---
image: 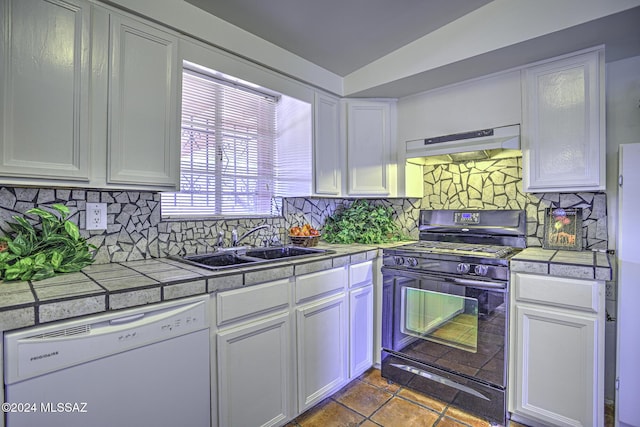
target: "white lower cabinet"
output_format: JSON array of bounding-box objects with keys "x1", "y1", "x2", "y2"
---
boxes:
[
  {"x1": 295, "y1": 266, "x2": 349, "y2": 412},
  {"x1": 215, "y1": 279, "x2": 293, "y2": 427},
  {"x1": 348, "y1": 261, "x2": 374, "y2": 378},
  {"x1": 214, "y1": 261, "x2": 376, "y2": 426},
  {"x1": 217, "y1": 312, "x2": 292, "y2": 427},
  {"x1": 509, "y1": 272, "x2": 605, "y2": 427},
  {"x1": 296, "y1": 293, "x2": 348, "y2": 412}
]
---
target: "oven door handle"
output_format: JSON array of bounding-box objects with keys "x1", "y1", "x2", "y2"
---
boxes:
[
  {"x1": 381, "y1": 267, "x2": 507, "y2": 290},
  {"x1": 442, "y1": 276, "x2": 507, "y2": 290}
]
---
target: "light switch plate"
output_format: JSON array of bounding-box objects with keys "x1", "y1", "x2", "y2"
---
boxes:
[{"x1": 86, "y1": 203, "x2": 107, "y2": 230}]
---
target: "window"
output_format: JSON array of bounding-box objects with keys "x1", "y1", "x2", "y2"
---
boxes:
[{"x1": 162, "y1": 62, "x2": 311, "y2": 218}]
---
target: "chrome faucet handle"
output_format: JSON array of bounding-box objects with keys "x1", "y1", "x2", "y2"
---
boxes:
[
  {"x1": 231, "y1": 228, "x2": 238, "y2": 247},
  {"x1": 217, "y1": 230, "x2": 225, "y2": 247}
]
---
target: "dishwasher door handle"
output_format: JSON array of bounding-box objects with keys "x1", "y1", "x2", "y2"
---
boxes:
[{"x1": 109, "y1": 313, "x2": 145, "y2": 325}]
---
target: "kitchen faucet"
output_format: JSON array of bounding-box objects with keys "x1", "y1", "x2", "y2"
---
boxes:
[{"x1": 232, "y1": 225, "x2": 270, "y2": 247}]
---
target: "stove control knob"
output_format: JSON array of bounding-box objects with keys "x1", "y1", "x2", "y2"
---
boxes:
[
  {"x1": 456, "y1": 263, "x2": 470, "y2": 274},
  {"x1": 474, "y1": 265, "x2": 489, "y2": 276},
  {"x1": 394, "y1": 256, "x2": 405, "y2": 266},
  {"x1": 407, "y1": 257, "x2": 418, "y2": 267}
]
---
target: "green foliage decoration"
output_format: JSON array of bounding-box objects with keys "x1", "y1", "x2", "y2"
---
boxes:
[
  {"x1": 322, "y1": 200, "x2": 406, "y2": 244},
  {"x1": 0, "y1": 204, "x2": 96, "y2": 282}
]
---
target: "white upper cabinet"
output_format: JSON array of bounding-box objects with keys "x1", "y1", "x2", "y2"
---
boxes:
[
  {"x1": 313, "y1": 97, "x2": 401, "y2": 197},
  {"x1": 345, "y1": 100, "x2": 392, "y2": 195},
  {"x1": 0, "y1": 0, "x2": 91, "y2": 182},
  {"x1": 313, "y1": 92, "x2": 342, "y2": 195},
  {"x1": 522, "y1": 48, "x2": 605, "y2": 192},
  {"x1": 0, "y1": 0, "x2": 180, "y2": 191},
  {"x1": 107, "y1": 13, "x2": 180, "y2": 189}
]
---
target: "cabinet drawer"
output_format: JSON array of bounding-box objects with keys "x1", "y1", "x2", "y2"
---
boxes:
[
  {"x1": 217, "y1": 279, "x2": 290, "y2": 326},
  {"x1": 296, "y1": 267, "x2": 347, "y2": 303},
  {"x1": 349, "y1": 261, "x2": 373, "y2": 289},
  {"x1": 514, "y1": 273, "x2": 599, "y2": 313}
]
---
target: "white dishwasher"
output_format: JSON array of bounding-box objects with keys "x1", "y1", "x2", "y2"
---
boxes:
[{"x1": 3, "y1": 295, "x2": 211, "y2": 427}]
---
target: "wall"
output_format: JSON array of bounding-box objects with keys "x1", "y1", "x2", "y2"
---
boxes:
[
  {"x1": 0, "y1": 177, "x2": 608, "y2": 262},
  {"x1": 107, "y1": 0, "x2": 342, "y2": 95},
  {"x1": 0, "y1": 186, "x2": 418, "y2": 261},
  {"x1": 0, "y1": 187, "x2": 162, "y2": 263}
]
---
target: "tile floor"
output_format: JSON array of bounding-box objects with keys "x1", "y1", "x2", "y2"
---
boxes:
[{"x1": 286, "y1": 368, "x2": 616, "y2": 427}]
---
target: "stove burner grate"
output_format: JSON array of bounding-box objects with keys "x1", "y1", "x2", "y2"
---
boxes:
[{"x1": 402, "y1": 241, "x2": 517, "y2": 259}]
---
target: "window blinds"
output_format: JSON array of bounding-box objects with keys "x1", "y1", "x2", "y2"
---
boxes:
[{"x1": 162, "y1": 67, "x2": 278, "y2": 217}]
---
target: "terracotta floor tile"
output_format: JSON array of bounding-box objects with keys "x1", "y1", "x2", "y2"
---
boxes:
[
  {"x1": 332, "y1": 379, "x2": 393, "y2": 417},
  {"x1": 295, "y1": 398, "x2": 364, "y2": 427},
  {"x1": 435, "y1": 416, "x2": 471, "y2": 427},
  {"x1": 444, "y1": 405, "x2": 492, "y2": 427},
  {"x1": 398, "y1": 386, "x2": 448, "y2": 412},
  {"x1": 370, "y1": 396, "x2": 440, "y2": 427},
  {"x1": 358, "y1": 367, "x2": 401, "y2": 393},
  {"x1": 293, "y1": 369, "x2": 616, "y2": 427}
]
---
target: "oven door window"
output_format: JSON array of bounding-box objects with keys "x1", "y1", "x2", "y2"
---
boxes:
[{"x1": 401, "y1": 286, "x2": 478, "y2": 353}]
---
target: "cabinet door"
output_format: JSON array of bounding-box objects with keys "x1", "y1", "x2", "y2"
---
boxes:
[
  {"x1": 349, "y1": 284, "x2": 373, "y2": 378},
  {"x1": 296, "y1": 293, "x2": 348, "y2": 412},
  {"x1": 314, "y1": 92, "x2": 342, "y2": 195},
  {"x1": 217, "y1": 312, "x2": 292, "y2": 427},
  {"x1": 510, "y1": 303, "x2": 600, "y2": 426},
  {"x1": 0, "y1": 0, "x2": 90, "y2": 181},
  {"x1": 346, "y1": 101, "x2": 391, "y2": 195},
  {"x1": 522, "y1": 49, "x2": 605, "y2": 192},
  {"x1": 108, "y1": 14, "x2": 179, "y2": 188}
]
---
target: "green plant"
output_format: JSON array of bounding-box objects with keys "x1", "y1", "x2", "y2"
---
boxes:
[
  {"x1": 0, "y1": 204, "x2": 96, "y2": 282},
  {"x1": 322, "y1": 200, "x2": 406, "y2": 244}
]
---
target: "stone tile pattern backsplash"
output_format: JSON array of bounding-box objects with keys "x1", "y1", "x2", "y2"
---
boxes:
[
  {"x1": 419, "y1": 156, "x2": 608, "y2": 250},
  {"x1": 0, "y1": 160, "x2": 608, "y2": 264},
  {"x1": 0, "y1": 187, "x2": 162, "y2": 264}
]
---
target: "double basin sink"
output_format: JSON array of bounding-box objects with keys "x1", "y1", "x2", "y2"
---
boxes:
[{"x1": 176, "y1": 246, "x2": 332, "y2": 271}]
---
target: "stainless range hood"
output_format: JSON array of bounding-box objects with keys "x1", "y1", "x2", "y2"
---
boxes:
[{"x1": 405, "y1": 124, "x2": 521, "y2": 165}]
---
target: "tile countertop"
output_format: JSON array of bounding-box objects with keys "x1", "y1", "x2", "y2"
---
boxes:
[
  {"x1": 510, "y1": 247, "x2": 613, "y2": 282},
  {"x1": 0, "y1": 243, "x2": 394, "y2": 332}
]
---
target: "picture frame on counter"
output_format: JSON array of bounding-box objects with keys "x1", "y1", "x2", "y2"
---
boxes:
[{"x1": 542, "y1": 207, "x2": 583, "y2": 251}]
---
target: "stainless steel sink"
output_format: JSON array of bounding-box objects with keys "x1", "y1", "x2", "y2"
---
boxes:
[{"x1": 174, "y1": 246, "x2": 332, "y2": 271}]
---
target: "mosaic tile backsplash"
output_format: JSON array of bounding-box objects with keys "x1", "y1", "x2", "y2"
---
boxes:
[{"x1": 0, "y1": 156, "x2": 607, "y2": 263}]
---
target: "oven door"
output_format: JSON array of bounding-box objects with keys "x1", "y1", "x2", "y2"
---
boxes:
[
  {"x1": 381, "y1": 267, "x2": 508, "y2": 388},
  {"x1": 381, "y1": 267, "x2": 509, "y2": 425}
]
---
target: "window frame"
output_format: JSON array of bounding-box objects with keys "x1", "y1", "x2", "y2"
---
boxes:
[{"x1": 161, "y1": 63, "x2": 282, "y2": 219}]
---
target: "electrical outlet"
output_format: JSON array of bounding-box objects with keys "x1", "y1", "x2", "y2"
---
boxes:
[
  {"x1": 605, "y1": 282, "x2": 616, "y2": 300},
  {"x1": 86, "y1": 203, "x2": 107, "y2": 230}
]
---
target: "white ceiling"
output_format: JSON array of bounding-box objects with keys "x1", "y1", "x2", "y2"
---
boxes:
[
  {"x1": 183, "y1": 0, "x2": 494, "y2": 76},
  {"x1": 182, "y1": 0, "x2": 640, "y2": 97}
]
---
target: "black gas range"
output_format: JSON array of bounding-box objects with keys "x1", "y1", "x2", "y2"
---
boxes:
[
  {"x1": 381, "y1": 209, "x2": 526, "y2": 426},
  {"x1": 383, "y1": 209, "x2": 526, "y2": 282}
]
